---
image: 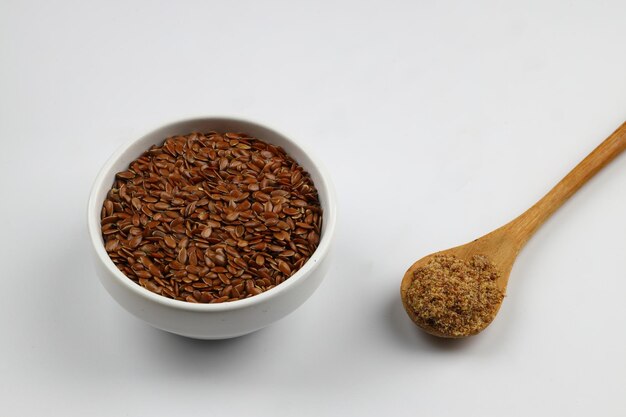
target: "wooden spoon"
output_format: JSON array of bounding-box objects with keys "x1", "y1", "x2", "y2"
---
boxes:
[{"x1": 401, "y1": 122, "x2": 626, "y2": 338}]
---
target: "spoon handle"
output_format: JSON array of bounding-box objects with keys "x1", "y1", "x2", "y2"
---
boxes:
[{"x1": 509, "y1": 121, "x2": 626, "y2": 245}]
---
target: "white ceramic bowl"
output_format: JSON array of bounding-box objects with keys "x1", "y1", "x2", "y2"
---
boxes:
[{"x1": 87, "y1": 117, "x2": 336, "y2": 339}]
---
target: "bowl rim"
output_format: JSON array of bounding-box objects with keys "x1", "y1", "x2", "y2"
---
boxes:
[{"x1": 87, "y1": 115, "x2": 337, "y2": 312}]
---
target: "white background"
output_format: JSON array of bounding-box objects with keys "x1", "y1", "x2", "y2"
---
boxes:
[{"x1": 1, "y1": 1, "x2": 625, "y2": 416}]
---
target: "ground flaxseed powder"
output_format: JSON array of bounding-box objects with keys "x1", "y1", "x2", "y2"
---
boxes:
[{"x1": 405, "y1": 254, "x2": 504, "y2": 337}]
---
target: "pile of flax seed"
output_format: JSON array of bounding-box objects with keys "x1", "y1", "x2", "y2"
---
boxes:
[{"x1": 406, "y1": 254, "x2": 504, "y2": 337}]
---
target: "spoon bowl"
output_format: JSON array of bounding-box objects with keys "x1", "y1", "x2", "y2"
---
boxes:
[{"x1": 400, "y1": 228, "x2": 519, "y2": 338}]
